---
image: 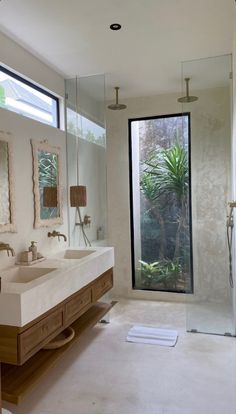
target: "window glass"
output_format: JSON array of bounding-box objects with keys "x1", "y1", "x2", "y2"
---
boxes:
[
  {"x1": 129, "y1": 114, "x2": 193, "y2": 293},
  {"x1": 0, "y1": 66, "x2": 59, "y2": 128},
  {"x1": 67, "y1": 107, "x2": 105, "y2": 147}
]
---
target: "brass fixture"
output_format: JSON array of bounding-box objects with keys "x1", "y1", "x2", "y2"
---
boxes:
[
  {"x1": 75, "y1": 214, "x2": 92, "y2": 227},
  {"x1": 0, "y1": 242, "x2": 15, "y2": 256},
  {"x1": 84, "y1": 215, "x2": 91, "y2": 226},
  {"x1": 48, "y1": 230, "x2": 67, "y2": 242},
  {"x1": 107, "y1": 87, "x2": 127, "y2": 110},
  {"x1": 177, "y1": 78, "x2": 199, "y2": 103}
]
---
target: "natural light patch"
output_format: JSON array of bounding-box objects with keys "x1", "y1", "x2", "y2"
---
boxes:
[
  {"x1": 67, "y1": 107, "x2": 105, "y2": 147},
  {"x1": 0, "y1": 67, "x2": 59, "y2": 128},
  {"x1": 130, "y1": 114, "x2": 193, "y2": 294}
]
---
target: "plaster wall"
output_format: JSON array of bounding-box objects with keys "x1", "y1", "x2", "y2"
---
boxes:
[
  {"x1": 0, "y1": 107, "x2": 68, "y2": 270},
  {"x1": 0, "y1": 34, "x2": 68, "y2": 271},
  {"x1": 106, "y1": 87, "x2": 231, "y2": 302},
  {"x1": 65, "y1": 76, "x2": 108, "y2": 248},
  {"x1": 1, "y1": 32, "x2": 64, "y2": 98},
  {"x1": 232, "y1": 19, "x2": 236, "y2": 325},
  {"x1": 67, "y1": 133, "x2": 107, "y2": 246}
]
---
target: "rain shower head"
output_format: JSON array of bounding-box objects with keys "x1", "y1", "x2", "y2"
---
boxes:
[
  {"x1": 107, "y1": 87, "x2": 127, "y2": 110},
  {"x1": 178, "y1": 78, "x2": 198, "y2": 103}
]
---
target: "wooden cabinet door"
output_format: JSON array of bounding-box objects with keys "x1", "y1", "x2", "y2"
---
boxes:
[
  {"x1": 64, "y1": 287, "x2": 92, "y2": 325},
  {"x1": 18, "y1": 308, "x2": 63, "y2": 364},
  {"x1": 92, "y1": 270, "x2": 113, "y2": 302}
]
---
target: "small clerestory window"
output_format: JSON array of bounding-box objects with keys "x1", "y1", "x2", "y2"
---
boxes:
[{"x1": 0, "y1": 65, "x2": 60, "y2": 128}]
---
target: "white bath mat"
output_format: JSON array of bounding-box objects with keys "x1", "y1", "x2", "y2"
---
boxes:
[{"x1": 126, "y1": 325, "x2": 178, "y2": 347}]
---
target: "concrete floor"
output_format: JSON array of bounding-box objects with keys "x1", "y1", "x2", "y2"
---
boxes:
[{"x1": 5, "y1": 299, "x2": 236, "y2": 414}]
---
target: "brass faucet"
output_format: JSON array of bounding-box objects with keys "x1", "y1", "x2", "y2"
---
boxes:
[
  {"x1": 48, "y1": 230, "x2": 67, "y2": 242},
  {"x1": 0, "y1": 242, "x2": 15, "y2": 256}
]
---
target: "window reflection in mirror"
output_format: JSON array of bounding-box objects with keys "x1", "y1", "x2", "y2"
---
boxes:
[
  {"x1": 31, "y1": 139, "x2": 63, "y2": 228},
  {"x1": 0, "y1": 140, "x2": 10, "y2": 224},
  {"x1": 0, "y1": 132, "x2": 16, "y2": 232},
  {"x1": 38, "y1": 150, "x2": 59, "y2": 219}
]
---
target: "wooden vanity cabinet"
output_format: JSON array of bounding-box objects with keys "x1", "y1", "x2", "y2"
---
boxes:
[
  {"x1": 64, "y1": 286, "x2": 92, "y2": 326},
  {"x1": 18, "y1": 308, "x2": 64, "y2": 364},
  {"x1": 0, "y1": 268, "x2": 113, "y2": 366},
  {"x1": 92, "y1": 269, "x2": 113, "y2": 301}
]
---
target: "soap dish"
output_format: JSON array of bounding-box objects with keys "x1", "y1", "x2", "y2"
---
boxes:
[{"x1": 43, "y1": 327, "x2": 75, "y2": 350}]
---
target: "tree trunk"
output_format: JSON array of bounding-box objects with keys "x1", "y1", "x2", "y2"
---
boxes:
[{"x1": 146, "y1": 199, "x2": 167, "y2": 259}]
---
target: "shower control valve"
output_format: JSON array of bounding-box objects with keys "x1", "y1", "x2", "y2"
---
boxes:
[{"x1": 84, "y1": 215, "x2": 91, "y2": 227}]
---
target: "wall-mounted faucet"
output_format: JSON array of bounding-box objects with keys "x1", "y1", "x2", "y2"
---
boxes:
[
  {"x1": 48, "y1": 230, "x2": 67, "y2": 242},
  {"x1": 0, "y1": 242, "x2": 15, "y2": 256}
]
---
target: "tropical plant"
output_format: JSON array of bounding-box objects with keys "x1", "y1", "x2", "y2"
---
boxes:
[
  {"x1": 38, "y1": 151, "x2": 58, "y2": 219},
  {"x1": 139, "y1": 260, "x2": 161, "y2": 287},
  {"x1": 143, "y1": 143, "x2": 188, "y2": 204},
  {"x1": 140, "y1": 171, "x2": 167, "y2": 258},
  {"x1": 141, "y1": 143, "x2": 189, "y2": 262},
  {"x1": 38, "y1": 151, "x2": 58, "y2": 187},
  {"x1": 139, "y1": 259, "x2": 182, "y2": 290}
]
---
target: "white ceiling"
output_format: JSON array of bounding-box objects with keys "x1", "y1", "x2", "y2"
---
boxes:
[{"x1": 0, "y1": 0, "x2": 235, "y2": 99}]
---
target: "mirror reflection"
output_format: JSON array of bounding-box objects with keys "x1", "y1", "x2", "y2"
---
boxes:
[
  {"x1": 0, "y1": 133, "x2": 16, "y2": 233},
  {"x1": 38, "y1": 149, "x2": 59, "y2": 220},
  {"x1": 31, "y1": 140, "x2": 63, "y2": 228},
  {"x1": 0, "y1": 140, "x2": 10, "y2": 224}
]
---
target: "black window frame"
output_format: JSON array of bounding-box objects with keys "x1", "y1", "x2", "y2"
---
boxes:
[
  {"x1": 128, "y1": 112, "x2": 193, "y2": 294},
  {"x1": 0, "y1": 65, "x2": 60, "y2": 128}
]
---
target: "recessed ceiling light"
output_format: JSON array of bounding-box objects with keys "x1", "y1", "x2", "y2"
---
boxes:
[{"x1": 110, "y1": 23, "x2": 122, "y2": 31}]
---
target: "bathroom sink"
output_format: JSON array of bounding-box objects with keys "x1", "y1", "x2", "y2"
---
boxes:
[
  {"x1": 61, "y1": 249, "x2": 96, "y2": 259},
  {"x1": 1, "y1": 267, "x2": 57, "y2": 284},
  {"x1": 0, "y1": 246, "x2": 114, "y2": 326}
]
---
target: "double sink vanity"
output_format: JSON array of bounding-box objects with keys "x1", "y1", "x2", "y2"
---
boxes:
[{"x1": 0, "y1": 246, "x2": 114, "y2": 405}]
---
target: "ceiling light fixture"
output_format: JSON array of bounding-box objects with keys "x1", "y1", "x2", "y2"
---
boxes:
[{"x1": 110, "y1": 23, "x2": 122, "y2": 31}]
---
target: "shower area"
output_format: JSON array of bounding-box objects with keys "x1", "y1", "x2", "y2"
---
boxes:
[
  {"x1": 129, "y1": 53, "x2": 235, "y2": 336},
  {"x1": 65, "y1": 55, "x2": 235, "y2": 337},
  {"x1": 181, "y1": 54, "x2": 235, "y2": 336},
  {"x1": 65, "y1": 74, "x2": 108, "y2": 248}
]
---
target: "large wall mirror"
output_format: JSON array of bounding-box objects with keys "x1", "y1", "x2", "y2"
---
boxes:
[
  {"x1": 0, "y1": 131, "x2": 16, "y2": 233},
  {"x1": 31, "y1": 139, "x2": 63, "y2": 228}
]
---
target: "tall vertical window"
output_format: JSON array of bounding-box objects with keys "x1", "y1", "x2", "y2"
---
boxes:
[
  {"x1": 129, "y1": 114, "x2": 193, "y2": 293},
  {"x1": 0, "y1": 66, "x2": 59, "y2": 128}
]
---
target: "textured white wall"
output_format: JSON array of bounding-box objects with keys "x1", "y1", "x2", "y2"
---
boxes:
[
  {"x1": 106, "y1": 87, "x2": 231, "y2": 302},
  {"x1": 0, "y1": 107, "x2": 68, "y2": 270},
  {"x1": 0, "y1": 34, "x2": 68, "y2": 270},
  {"x1": 67, "y1": 134, "x2": 107, "y2": 247},
  {"x1": 232, "y1": 17, "x2": 236, "y2": 325},
  {"x1": 0, "y1": 32, "x2": 64, "y2": 97}
]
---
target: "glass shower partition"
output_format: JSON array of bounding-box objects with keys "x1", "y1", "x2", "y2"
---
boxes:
[
  {"x1": 65, "y1": 75, "x2": 107, "y2": 247},
  {"x1": 181, "y1": 54, "x2": 235, "y2": 336}
]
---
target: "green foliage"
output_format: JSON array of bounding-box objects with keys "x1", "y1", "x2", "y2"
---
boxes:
[
  {"x1": 143, "y1": 143, "x2": 188, "y2": 203},
  {"x1": 137, "y1": 117, "x2": 191, "y2": 292},
  {"x1": 0, "y1": 85, "x2": 6, "y2": 107},
  {"x1": 38, "y1": 151, "x2": 58, "y2": 187},
  {"x1": 38, "y1": 151, "x2": 58, "y2": 220},
  {"x1": 139, "y1": 259, "x2": 182, "y2": 289},
  {"x1": 140, "y1": 171, "x2": 158, "y2": 202}
]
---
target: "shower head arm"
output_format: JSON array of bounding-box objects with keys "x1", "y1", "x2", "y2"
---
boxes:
[
  {"x1": 115, "y1": 87, "x2": 119, "y2": 104},
  {"x1": 185, "y1": 78, "x2": 190, "y2": 98}
]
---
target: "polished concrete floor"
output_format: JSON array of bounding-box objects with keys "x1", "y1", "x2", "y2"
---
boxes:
[{"x1": 5, "y1": 299, "x2": 236, "y2": 414}]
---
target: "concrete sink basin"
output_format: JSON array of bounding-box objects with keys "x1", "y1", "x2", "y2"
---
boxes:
[
  {"x1": 0, "y1": 246, "x2": 114, "y2": 327},
  {"x1": 60, "y1": 249, "x2": 96, "y2": 259},
  {"x1": 1, "y1": 266, "x2": 57, "y2": 284}
]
